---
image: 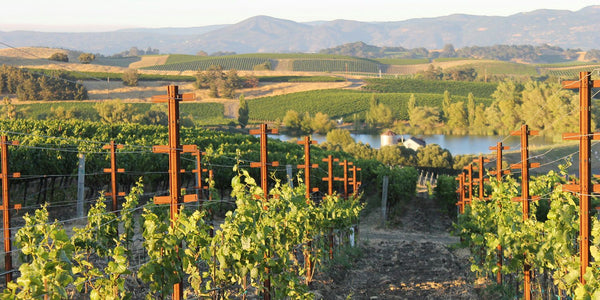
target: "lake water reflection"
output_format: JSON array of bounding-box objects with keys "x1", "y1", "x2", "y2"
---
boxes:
[{"x1": 270, "y1": 133, "x2": 558, "y2": 155}]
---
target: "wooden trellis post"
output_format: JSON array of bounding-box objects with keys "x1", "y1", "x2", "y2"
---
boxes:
[
  {"x1": 151, "y1": 85, "x2": 198, "y2": 300},
  {"x1": 322, "y1": 155, "x2": 339, "y2": 195},
  {"x1": 510, "y1": 124, "x2": 540, "y2": 300},
  {"x1": 489, "y1": 142, "x2": 510, "y2": 285},
  {"x1": 561, "y1": 71, "x2": 600, "y2": 284},
  {"x1": 0, "y1": 136, "x2": 19, "y2": 284},
  {"x1": 103, "y1": 141, "x2": 125, "y2": 214}
]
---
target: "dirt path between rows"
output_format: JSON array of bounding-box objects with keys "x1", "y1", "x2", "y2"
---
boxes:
[{"x1": 310, "y1": 192, "x2": 477, "y2": 299}]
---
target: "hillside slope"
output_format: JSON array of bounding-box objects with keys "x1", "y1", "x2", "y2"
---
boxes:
[{"x1": 2, "y1": 7, "x2": 600, "y2": 54}]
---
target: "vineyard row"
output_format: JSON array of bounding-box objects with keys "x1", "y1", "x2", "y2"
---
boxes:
[
  {"x1": 455, "y1": 72, "x2": 600, "y2": 299},
  {"x1": 0, "y1": 85, "x2": 381, "y2": 299}
]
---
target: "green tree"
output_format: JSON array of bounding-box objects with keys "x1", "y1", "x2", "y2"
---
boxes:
[
  {"x1": 365, "y1": 94, "x2": 393, "y2": 129},
  {"x1": 342, "y1": 142, "x2": 376, "y2": 160},
  {"x1": 446, "y1": 101, "x2": 468, "y2": 130},
  {"x1": 447, "y1": 67, "x2": 477, "y2": 81},
  {"x1": 50, "y1": 106, "x2": 86, "y2": 120},
  {"x1": 326, "y1": 129, "x2": 355, "y2": 147},
  {"x1": 253, "y1": 61, "x2": 272, "y2": 71},
  {"x1": 439, "y1": 44, "x2": 456, "y2": 58},
  {"x1": 466, "y1": 92, "x2": 475, "y2": 126},
  {"x1": 195, "y1": 66, "x2": 242, "y2": 99},
  {"x1": 78, "y1": 53, "x2": 95, "y2": 64},
  {"x1": 95, "y1": 99, "x2": 141, "y2": 123},
  {"x1": 49, "y1": 52, "x2": 68, "y2": 62},
  {"x1": 416, "y1": 144, "x2": 453, "y2": 168},
  {"x1": 222, "y1": 69, "x2": 242, "y2": 98},
  {"x1": 196, "y1": 65, "x2": 224, "y2": 97},
  {"x1": 237, "y1": 94, "x2": 249, "y2": 128},
  {"x1": 471, "y1": 103, "x2": 487, "y2": 133},
  {"x1": 311, "y1": 112, "x2": 335, "y2": 134},
  {"x1": 452, "y1": 154, "x2": 475, "y2": 170},
  {"x1": 283, "y1": 110, "x2": 301, "y2": 131},
  {"x1": 492, "y1": 79, "x2": 521, "y2": 131},
  {"x1": 2, "y1": 97, "x2": 15, "y2": 120},
  {"x1": 407, "y1": 93, "x2": 416, "y2": 113},
  {"x1": 442, "y1": 90, "x2": 452, "y2": 121},
  {"x1": 520, "y1": 81, "x2": 549, "y2": 131},
  {"x1": 421, "y1": 64, "x2": 443, "y2": 80},
  {"x1": 409, "y1": 106, "x2": 440, "y2": 129},
  {"x1": 141, "y1": 108, "x2": 168, "y2": 126},
  {"x1": 521, "y1": 80, "x2": 575, "y2": 134},
  {"x1": 122, "y1": 68, "x2": 139, "y2": 86},
  {"x1": 484, "y1": 102, "x2": 502, "y2": 132},
  {"x1": 300, "y1": 112, "x2": 313, "y2": 133},
  {"x1": 377, "y1": 145, "x2": 417, "y2": 166}
]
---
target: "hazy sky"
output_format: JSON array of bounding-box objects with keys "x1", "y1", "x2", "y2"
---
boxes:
[{"x1": 1, "y1": 0, "x2": 599, "y2": 32}]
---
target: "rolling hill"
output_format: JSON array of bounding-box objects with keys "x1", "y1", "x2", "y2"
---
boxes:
[{"x1": 2, "y1": 6, "x2": 600, "y2": 55}]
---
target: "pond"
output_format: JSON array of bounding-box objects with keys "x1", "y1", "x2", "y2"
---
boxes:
[{"x1": 270, "y1": 133, "x2": 558, "y2": 155}]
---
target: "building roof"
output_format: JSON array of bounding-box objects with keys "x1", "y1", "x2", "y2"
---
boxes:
[{"x1": 406, "y1": 136, "x2": 426, "y2": 146}]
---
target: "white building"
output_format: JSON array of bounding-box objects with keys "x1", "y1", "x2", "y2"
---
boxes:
[{"x1": 403, "y1": 137, "x2": 426, "y2": 151}]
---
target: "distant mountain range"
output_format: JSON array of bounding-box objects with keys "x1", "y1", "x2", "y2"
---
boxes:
[{"x1": 2, "y1": 6, "x2": 600, "y2": 55}]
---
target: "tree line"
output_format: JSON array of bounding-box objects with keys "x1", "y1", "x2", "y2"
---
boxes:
[
  {"x1": 402, "y1": 79, "x2": 581, "y2": 136},
  {"x1": 320, "y1": 41, "x2": 592, "y2": 63},
  {"x1": 0, "y1": 65, "x2": 88, "y2": 101}
]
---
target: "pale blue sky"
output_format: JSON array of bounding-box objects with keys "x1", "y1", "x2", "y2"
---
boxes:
[{"x1": 1, "y1": 0, "x2": 599, "y2": 32}]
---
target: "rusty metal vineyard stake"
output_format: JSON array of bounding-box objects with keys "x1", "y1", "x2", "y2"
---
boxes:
[
  {"x1": 349, "y1": 165, "x2": 362, "y2": 196},
  {"x1": 249, "y1": 124, "x2": 279, "y2": 202},
  {"x1": 335, "y1": 160, "x2": 353, "y2": 199},
  {"x1": 561, "y1": 71, "x2": 600, "y2": 285},
  {"x1": 191, "y1": 149, "x2": 207, "y2": 208},
  {"x1": 297, "y1": 136, "x2": 319, "y2": 202},
  {"x1": 103, "y1": 141, "x2": 125, "y2": 214},
  {"x1": 473, "y1": 155, "x2": 490, "y2": 199},
  {"x1": 151, "y1": 85, "x2": 198, "y2": 300},
  {"x1": 455, "y1": 172, "x2": 465, "y2": 214},
  {"x1": 322, "y1": 155, "x2": 339, "y2": 196},
  {"x1": 510, "y1": 124, "x2": 540, "y2": 300},
  {"x1": 0, "y1": 136, "x2": 19, "y2": 284},
  {"x1": 489, "y1": 142, "x2": 510, "y2": 285},
  {"x1": 248, "y1": 123, "x2": 280, "y2": 300}
]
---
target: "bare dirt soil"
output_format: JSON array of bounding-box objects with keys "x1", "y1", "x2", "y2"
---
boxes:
[{"x1": 310, "y1": 192, "x2": 477, "y2": 299}]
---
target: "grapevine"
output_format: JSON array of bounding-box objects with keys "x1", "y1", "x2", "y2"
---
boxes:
[
  {"x1": 454, "y1": 165, "x2": 600, "y2": 297},
  {"x1": 3, "y1": 168, "x2": 362, "y2": 299}
]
